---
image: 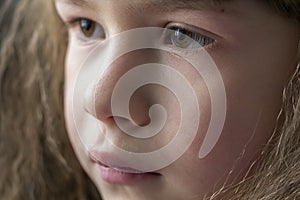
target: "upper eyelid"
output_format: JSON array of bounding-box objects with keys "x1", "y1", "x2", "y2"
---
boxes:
[
  {"x1": 56, "y1": 3, "x2": 219, "y2": 41},
  {"x1": 66, "y1": 20, "x2": 217, "y2": 45},
  {"x1": 64, "y1": 18, "x2": 102, "y2": 34},
  {"x1": 55, "y1": 2, "x2": 102, "y2": 27},
  {"x1": 55, "y1": 1, "x2": 224, "y2": 41},
  {"x1": 69, "y1": 24, "x2": 216, "y2": 49},
  {"x1": 62, "y1": 15, "x2": 218, "y2": 48},
  {"x1": 65, "y1": 18, "x2": 83, "y2": 28},
  {"x1": 64, "y1": 18, "x2": 105, "y2": 46},
  {"x1": 165, "y1": 22, "x2": 219, "y2": 41}
]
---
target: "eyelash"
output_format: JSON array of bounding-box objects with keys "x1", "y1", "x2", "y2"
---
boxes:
[
  {"x1": 65, "y1": 18, "x2": 216, "y2": 49},
  {"x1": 165, "y1": 25, "x2": 215, "y2": 49},
  {"x1": 66, "y1": 18, "x2": 105, "y2": 43}
]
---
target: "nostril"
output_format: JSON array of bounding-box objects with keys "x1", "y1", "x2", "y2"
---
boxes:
[
  {"x1": 112, "y1": 114, "x2": 151, "y2": 130},
  {"x1": 133, "y1": 114, "x2": 151, "y2": 127},
  {"x1": 128, "y1": 99, "x2": 152, "y2": 127},
  {"x1": 105, "y1": 116, "x2": 118, "y2": 127},
  {"x1": 112, "y1": 105, "x2": 166, "y2": 139},
  {"x1": 127, "y1": 109, "x2": 151, "y2": 127}
]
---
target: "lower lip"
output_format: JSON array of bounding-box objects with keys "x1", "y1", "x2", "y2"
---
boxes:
[{"x1": 97, "y1": 163, "x2": 161, "y2": 185}]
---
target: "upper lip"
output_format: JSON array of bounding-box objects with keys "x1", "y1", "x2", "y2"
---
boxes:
[{"x1": 88, "y1": 149, "x2": 159, "y2": 174}]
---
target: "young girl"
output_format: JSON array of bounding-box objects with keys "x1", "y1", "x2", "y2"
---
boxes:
[{"x1": 1, "y1": 0, "x2": 299, "y2": 199}]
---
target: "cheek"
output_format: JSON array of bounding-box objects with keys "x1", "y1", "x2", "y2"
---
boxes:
[
  {"x1": 63, "y1": 44, "x2": 98, "y2": 170},
  {"x1": 164, "y1": 38, "x2": 295, "y2": 196},
  {"x1": 186, "y1": 33, "x2": 296, "y2": 186},
  {"x1": 209, "y1": 19, "x2": 299, "y2": 154},
  {"x1": 64, "y1": 69, "x2": 88, "y2": 171}
]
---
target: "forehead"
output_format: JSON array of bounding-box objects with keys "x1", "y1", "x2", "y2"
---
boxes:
[{"x1": 57, "y1": 0, "x2": 230, "y2": 12}]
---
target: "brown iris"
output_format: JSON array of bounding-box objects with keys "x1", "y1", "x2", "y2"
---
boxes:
[{"x1": 80, "y1": 19, "x2": 96, "y2": 37}]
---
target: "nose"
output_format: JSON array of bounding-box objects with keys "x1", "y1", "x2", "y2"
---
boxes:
[{"x1": 85, "y1": 50, "x2": 158, "y2": 128}]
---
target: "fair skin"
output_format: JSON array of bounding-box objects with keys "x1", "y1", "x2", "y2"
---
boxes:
[{"x1": 55, "y1": 0, "x2": 300, "y2": 199}]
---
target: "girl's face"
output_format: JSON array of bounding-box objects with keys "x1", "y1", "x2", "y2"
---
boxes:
[{"x1": 56, "y1": 0, "x2": 300, "y2": 199}]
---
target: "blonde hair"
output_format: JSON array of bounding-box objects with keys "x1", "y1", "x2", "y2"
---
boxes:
[
  {"x1": 0, "y1": 0, "x2": 299, "y2": 199},
  {"x1": 0, "y1": 0, "x2": 101, "y2": 199}
]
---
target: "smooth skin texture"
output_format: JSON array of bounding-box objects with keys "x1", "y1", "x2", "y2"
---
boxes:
[{"x1": 55, "y1": 0, "x2": 300, "y2": 199}]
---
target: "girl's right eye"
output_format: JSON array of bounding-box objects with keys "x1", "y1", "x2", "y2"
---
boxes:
[{"x1": 68, "y1": 18, "x2": 105, "y2": 41}]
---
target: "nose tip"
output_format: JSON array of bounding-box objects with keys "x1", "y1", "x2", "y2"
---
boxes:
[
  {"x1": 83, "y1": 51, "x2": 153, "y2": 128},
  {"x1": 84, "y1": 78, "x2": 115, "y2": 125}
]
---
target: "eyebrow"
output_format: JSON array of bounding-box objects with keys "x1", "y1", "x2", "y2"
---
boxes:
[
  {"x1": 146, "y1": 0, "x2": 229, "y2": 11},
  {"x1": 58, "y1": 0, "x2": 230, "y2": 12}
]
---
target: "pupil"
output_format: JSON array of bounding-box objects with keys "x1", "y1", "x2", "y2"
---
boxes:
[
  {"x1": 175, "y1": 29, "x2": 186, "y2": 41},
  {"x1": 81, "y1": 19, "x2": 92, "y2": 31}
]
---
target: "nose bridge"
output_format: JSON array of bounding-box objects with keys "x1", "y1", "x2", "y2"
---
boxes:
[
  {"x1": 102, "y1": 2, "x2": 157, "y2": 36},
  {"x1": 91, "y1": 48, "x2": 159, "y2": 126},
  {"x1": 93, "y1": 52, "x2": 133, "y2": 123}
]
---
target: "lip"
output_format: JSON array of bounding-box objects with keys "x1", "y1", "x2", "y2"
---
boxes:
[
  {"x1": 96, "y1": 162, "x2": 161, "y2": 184},
  {"x1": 89, "y1": 150, "x2": 162, "y2": 184}
]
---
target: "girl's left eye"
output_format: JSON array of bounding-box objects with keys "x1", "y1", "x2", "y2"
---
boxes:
[
  {"x1": 68, "y1": 18, "x2": 105, "y2": 41},
  {"x1": 165, "y1": 27, "x2": 215, "y2": 49}
]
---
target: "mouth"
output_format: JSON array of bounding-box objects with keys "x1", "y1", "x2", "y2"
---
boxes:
[{"x1": 88, "y1": 150, "x2": 162, "y2": 185}]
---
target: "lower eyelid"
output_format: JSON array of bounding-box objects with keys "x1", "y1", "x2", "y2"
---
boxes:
[{"x1": 69, "y1": 30, "x2": 97, "y2": 46}]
